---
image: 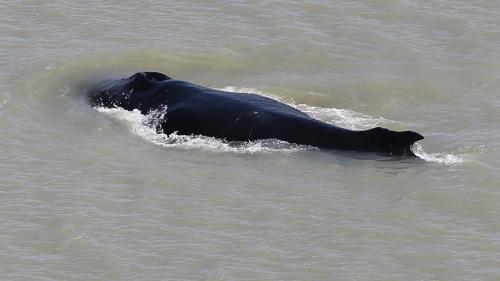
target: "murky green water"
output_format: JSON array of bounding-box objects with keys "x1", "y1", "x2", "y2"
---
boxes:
[{"x1": 1, "y1": 1, "x2": 500, "y2": 280}]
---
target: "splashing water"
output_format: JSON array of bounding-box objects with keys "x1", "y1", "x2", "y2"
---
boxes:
[
  {"x1": 95, "y1": 105, "x2": 310, "y2": 154},
  {"x1": 96, "y1": 87, "x2": 463, "y2": 164},
  {"x1": 412, "y1": 143, "x2": 464, "y2": 165}
]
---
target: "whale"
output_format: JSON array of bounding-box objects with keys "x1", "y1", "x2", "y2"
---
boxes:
[{"x1": 87, "y1": 72, "x2": 423, "y2": 156}]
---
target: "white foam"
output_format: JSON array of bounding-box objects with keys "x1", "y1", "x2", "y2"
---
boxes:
[
  {"x1": 295, "y1": 105, "x2": 388, "y2": 130},
  {"x1": 412, "y1": 143, "x2": 464, "y2": 165},
  {"x1": 96, "y1": 86, "x2": 385, "y2": 154},
  {"x1": 96, "y1": 87, "x2": 463, "y2": 163},
  {"x1": 219, "y1": 87, "x2": 390, "y2": 130},
  {"x1": 95, "y1": 106, "x2": 309, "y2": 154}
]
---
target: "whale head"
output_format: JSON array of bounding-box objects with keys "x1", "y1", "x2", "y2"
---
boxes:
[{"x1": 87, "y1": 72, "x2": 171, "y2": 109}]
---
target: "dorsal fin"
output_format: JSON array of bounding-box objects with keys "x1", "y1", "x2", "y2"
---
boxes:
[
  {"x1": 365, "y1": 127, "x2": 424, "y2": 156},
  {"x1": 128, "y1": 72, "x2": 171, "y2": 89}
]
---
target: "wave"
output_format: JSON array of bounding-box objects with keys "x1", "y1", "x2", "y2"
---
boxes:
[{"x1": 412, "y1": 143, "x2": 464, "y2": 165}]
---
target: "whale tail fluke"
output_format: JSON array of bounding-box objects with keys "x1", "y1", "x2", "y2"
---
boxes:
[{"x1": 363, "y1": 127, "x2": 424, "y2": 156}]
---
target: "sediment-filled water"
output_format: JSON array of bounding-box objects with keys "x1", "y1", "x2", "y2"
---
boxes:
[{"x1": 1, "y1": 1, "x2": 500, "y2": 280}]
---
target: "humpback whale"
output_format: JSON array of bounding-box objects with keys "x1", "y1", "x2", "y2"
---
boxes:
[{"x1": 88, "y1": 72, "x2": 423, "y2": 156}]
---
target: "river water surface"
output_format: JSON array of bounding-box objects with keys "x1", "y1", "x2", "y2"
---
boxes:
[{"x1": 1, "y1": 1, "x2": 500, "y2": 280}]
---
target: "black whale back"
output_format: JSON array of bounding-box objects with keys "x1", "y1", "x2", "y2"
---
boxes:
[{"x1": 88, "y1": 72, "x2": 424, "y2": 156}]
